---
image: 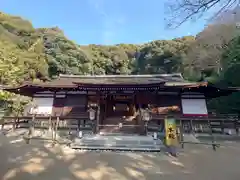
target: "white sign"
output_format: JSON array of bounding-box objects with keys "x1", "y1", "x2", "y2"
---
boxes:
[
  {"x1": 181, "y1": 98, "x2": 208, "y2": 116},
  {"x1": 30, "y1": 97, "x2": 54, "y2": 115}
]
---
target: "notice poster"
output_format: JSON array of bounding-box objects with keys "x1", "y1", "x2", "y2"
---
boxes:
[{"x1": 164, "y1": 117, "x2": 178, "y2": 146}]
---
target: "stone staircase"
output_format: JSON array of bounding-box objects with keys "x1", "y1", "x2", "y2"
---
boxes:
[{"x1": 70, "y1": 134, "x2": 162, "y2": 152}]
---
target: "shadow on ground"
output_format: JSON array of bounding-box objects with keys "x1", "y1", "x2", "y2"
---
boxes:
[{"x1": 0, "y1": 130, "x2": 240, "y2": 180}]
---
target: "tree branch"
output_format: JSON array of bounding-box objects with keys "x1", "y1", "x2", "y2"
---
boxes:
[{"x1": 165, "y1": 0, "x2": 238, "y2": 28}]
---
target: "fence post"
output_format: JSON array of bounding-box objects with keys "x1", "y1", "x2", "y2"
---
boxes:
[
  {"x1": 208, "y1": 119, "x2": 217, "y2": 151},
  {"x1": 53, "y1": 116, "x2": 60, "y2": 145},
  {"x1": 77, "y1": 118, "x2": 80, "y2": 133},
  {"x1": 1, "y1": 118, "x2": 5, "y2": 130},
  {"x1": 220, "y1": 120, "x2": 224, "y2": 134},
  {"x1": 51, "y1": 117, "x2": 55, "y2": 143},
  {"x1": 13, "y1": 117, "x2": 16, "y2": 131},
  {"x1": 55, "y1": 116, "x2": 59, "y2": 141},
  {"x1": 145, "y1": 121, "x2": 148, "y2": 135},
  {"x1": 235, "y1": 119, "x2": 239, "y2": 135},
  {"x1": 29, "y1": 114, "x2": 35, "y2": 137},
  {"x1": 16, "y1": 116, "x2": 20, "y2": 128},
  {"x1": 26, "y1": 114, "x2": 35, "y2": 144},
  {"x1": 179, "y1": 119, "x2": 184, "y2": 149},
  {"x1": 48, "y1": 116, "x2": 52, "y2": 132},
  {"x1": 236, "y1": 126, "x2": 239, "y2": 136},
  {"x1": 190, "y1": 119, "x2": 195, "y2": 135},
  {"x1": 95, "y1": 106, "x2": 100, "y2": 133}
]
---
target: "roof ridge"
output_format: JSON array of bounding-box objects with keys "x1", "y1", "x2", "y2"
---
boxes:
[{"x1": 59, "y1": 73, "x2": 183, "y2": 78}]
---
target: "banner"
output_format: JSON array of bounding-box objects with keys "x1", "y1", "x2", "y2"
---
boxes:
[{"x1": 164, "y1": 117, "x2": 178, "y2": 146}]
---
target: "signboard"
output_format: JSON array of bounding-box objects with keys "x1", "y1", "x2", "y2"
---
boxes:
[
  {"x1": 181, "y1": 94, "x2": 208, "y2": 116},
  {"x1": 164, "y1": 117, "x2": 178, "y2": 146},
  {"x1": 30, "y1": 97, "x2": 54, "y2": 115}
]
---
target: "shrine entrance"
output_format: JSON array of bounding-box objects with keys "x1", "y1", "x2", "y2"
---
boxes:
[{"x1": 99, "y1": 94, "x2": 143, "y2": 134}]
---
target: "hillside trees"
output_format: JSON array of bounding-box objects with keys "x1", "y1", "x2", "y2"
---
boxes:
[
  {"x1": 208, "y1": 35, "x2": 240, "y2": 113},
  {"x1": 2, "y1": 11, "x2": 240, "y2": 113}
]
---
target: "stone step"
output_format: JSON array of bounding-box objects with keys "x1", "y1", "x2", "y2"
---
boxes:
[
  {"x1": 71, "y1": 142, "x2": 161, "y2": 148},
  {"x1": 70, "y1": 135, "x2": 162, "y2": 152},
  {"x1": 70, "y1": 145, "x2": 161, "y2": 152},
  {"x1": 72, "y1": 141, "x2": 161, "y2": 147},
  {"x1": 90, "y1": 138, "x2": 159, "y2": 142}
]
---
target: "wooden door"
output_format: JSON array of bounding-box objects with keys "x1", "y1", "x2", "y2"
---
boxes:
[
  {"x1": 62, "y1": 95, "x2": 87, "y2": 116},
  {"x1": 52, "y1": 97, "x2": 66, "y2": 116}
]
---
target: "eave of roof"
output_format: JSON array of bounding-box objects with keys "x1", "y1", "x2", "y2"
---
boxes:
[
  {"x1": 3, "y1": 73, "x2": 187, "y2": 89},
  {"x1": 2, "y1": 74, "x2": 239, "y2": 97},
  {"x1": 58, "y1": 73, "x2": 184, "y2": 78}
]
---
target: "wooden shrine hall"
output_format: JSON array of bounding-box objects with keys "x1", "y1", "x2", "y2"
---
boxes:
[{"x1": 3, "y1": 73, "x2": 236, "y2": 135}]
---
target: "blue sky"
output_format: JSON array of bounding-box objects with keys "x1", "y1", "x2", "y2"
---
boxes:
[{"x1": 1, "y1": 0, "x2": 217, "y2": 45}]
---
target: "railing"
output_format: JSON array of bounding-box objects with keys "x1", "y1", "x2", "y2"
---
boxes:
[
  {"x1": 145, "y1": 113, "x2": 240, "y2": 154},
  {"x1": 0, "y1": 114, "x2": 239, "y2": 152},
  {"x1": 0, "y1": 114, "x2": 95, "y2": 132},
  {"x1": 151, "y1": 113, "x2": 239, "y2": 120},
  {"x1": 0, "y1": 114, "x2": 98, "y2": 145},
  {"x1": 149, "y1": 113, "x2": 240, "y2": 134},
  {"x1": 1, "y1": 114, "x2": 240, "y2": 134}
]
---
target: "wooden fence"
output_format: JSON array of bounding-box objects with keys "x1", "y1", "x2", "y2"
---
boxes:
[
  {"x1": 148, "y1": 113, "x2": 240, "y2": 135},
  {"x1": 1, "y1": 114, "x2": 240, "y2": 135},
  {"x1": 0, "y1": 114, "x2": 94, "y2": 132}
]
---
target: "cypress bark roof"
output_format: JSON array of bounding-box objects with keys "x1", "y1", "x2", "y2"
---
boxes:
[{"x1": 2, "y1": 73, "x2": 237, "y2": 97}]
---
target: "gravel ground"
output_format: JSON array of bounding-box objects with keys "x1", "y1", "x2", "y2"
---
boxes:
[{"x1": 0, "y1": 130, "x2": 240, "y2": 180}]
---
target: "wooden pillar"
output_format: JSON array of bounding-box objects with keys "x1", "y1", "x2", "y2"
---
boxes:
[
  {"x1": 49, "y1": 91, "x2": 56, "y2": 132},
  {"x1": 129, "y1": 93, "x2": 136, "y2": 117},
  {"x1": 107, "y1": 95, "x2": 110, "y2": 117},
  {"x1": 95, "y1": 92, "x2": 100, "y2": 133},
  {"x1": 104, "y1": 95, "x2": 107, "y2": 120}
]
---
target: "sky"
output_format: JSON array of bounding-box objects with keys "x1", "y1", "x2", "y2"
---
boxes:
[{"x1": 1, "y1": 0, "x2": 217, "y2": 45}]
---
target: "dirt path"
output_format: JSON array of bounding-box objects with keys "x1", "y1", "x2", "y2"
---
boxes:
[{"x1": 0, "y1": 130, "x2": 240, "y2": 180}]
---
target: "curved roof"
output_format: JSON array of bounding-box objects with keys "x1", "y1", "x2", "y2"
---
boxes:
[
  {"x1": 2, "y1": 73, "x2": 237, "y2": 97},
  {"x1": 4, "y1": 73, "x2": 188, "y2": 89}
]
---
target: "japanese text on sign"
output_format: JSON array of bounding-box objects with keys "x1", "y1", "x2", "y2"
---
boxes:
[{"x1": 164, "y1": 118, "x2": 178, "y2": 146}]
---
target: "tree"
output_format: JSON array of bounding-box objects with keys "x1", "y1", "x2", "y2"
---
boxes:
[
  {"x1": 208, "y1": 35, "x2": 240, "y2": 113},
  {"x1": 136, "y1": 38, "x2": 193, "y2": 74},
  {"x1": 166, "y1": 0, "x2": 239, "y2": 28},
  {"x1": 181, "y1": 4, "x2": 240, "y2": 81}
]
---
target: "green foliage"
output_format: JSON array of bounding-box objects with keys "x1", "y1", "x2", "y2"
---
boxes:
[
  {"x1": 208, "y1": 35, "x2": 240, "y2": 114},
  {"x1": 0, "y1": 90, "x2": 30, "y2": 116},
  {"x1": 0, "y1": 12, "x2": 197, "y2": 80}
]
